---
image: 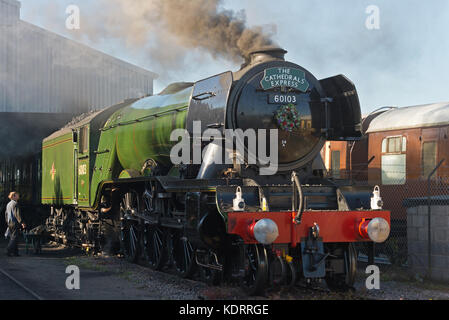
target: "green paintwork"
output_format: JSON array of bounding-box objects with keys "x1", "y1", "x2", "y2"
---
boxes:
[
  {"x1": 109, "y1": 87, "x2": 191, "y2": 171},
  {"x1": 41, "y1": 133, "x2": 76, "y2": 205},
  {"x1": 42, "y1": 86, "x2": 193, "y2": 209}
]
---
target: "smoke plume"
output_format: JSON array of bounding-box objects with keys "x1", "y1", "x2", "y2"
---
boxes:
[{"x1": 77, "y1": 0, "x2": 277, "y2": 66}]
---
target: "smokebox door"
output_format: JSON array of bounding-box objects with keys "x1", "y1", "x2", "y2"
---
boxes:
[{"x1": 187, "y1": 71, "x2": 233, "y2": 134}]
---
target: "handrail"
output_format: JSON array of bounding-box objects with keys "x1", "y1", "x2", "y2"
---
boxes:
[
  {"x1": 99, "y1": 105, "x2": 188, "y2": 132},
  {"x1": 291, "y1": 171, "x2": 304, "y2": 224}
]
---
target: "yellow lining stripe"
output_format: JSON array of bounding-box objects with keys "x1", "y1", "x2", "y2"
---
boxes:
[{"x1": 43, "y1": 138, "x2": 73, "y2": 149}]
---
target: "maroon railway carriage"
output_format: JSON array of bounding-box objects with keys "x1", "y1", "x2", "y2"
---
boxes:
[
  {"x1": 324, "y1": 102, "x2": 449, "y2": 232},
  {"x1": 366, "y1": 102, "x2": 449, "y2": 222}
]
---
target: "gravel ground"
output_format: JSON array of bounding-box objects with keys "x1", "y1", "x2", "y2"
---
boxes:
[
  {"x1": 64, "y1": 253, "x2": 209, "y2": 300},
  {"x1": 354, "y1": 280, "x2": 449, "y2": 300},
  {"x1": 353, "y1": 268, "x2": 449, "y2": 300},
  {"x1": 4, "y1": 238, "x2": 449, "y2": 300},
  {"x1": 68, "y1": 252, "x2": 248, "y2": 300},
  {"x1": 74, "y1": 251, "x2": 449, "y2": 300}
]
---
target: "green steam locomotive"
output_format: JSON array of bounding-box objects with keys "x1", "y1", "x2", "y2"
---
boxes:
[{"x1": 41, "y1": 47, "x2": 390, "y2": 295}]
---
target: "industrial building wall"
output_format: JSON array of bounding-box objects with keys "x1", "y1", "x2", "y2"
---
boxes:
[
  {"x1": 0, "y1": 0, "x2": 156, "y2": 114},
  {"x1": 0, "y1": 0, "x2": 20, "y2": 26},
  {"x1": 0, "y1": 112, "x2": 75, "y2": 158}
]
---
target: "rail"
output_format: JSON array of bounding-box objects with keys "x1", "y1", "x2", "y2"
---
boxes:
[{"x1": 0, "y1": 267, "x2": 44, "y2": 300}]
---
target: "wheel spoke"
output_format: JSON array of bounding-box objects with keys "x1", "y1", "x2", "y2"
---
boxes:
[
  {"x1": 125, "y1": 193, "x2": 129, "y2": 209},
  {"x1": 172, "y1": 235, "x2": 196, "y2": 278},
  {"x1": 130, "y1": 226, "x2": 136, "y2": 254},
  {"x1": 183, "y1": 245, "x2": 188, "y2": 271},
  {"x1": 153, "y1": 232, "x2": 161, "y2": 260},
  {"x1": 241, "y1": 245, "x2": 268, "y2": 296},
  {"x1": 325, "y1": 244, "x2": 357, "y2": 291},
  {"x1": 119, "y1": 191, "x2": 140, "y2": 263},
  {"x1": 144, "y1": 225, "x2": 167, "y2": 270},
  {"x1": 186, "y1": 241, "x2": 192, "y2": 264}
]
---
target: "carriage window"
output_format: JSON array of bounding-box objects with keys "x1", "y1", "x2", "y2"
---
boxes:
[
  {"x1": 382, "y1": 136, "x2": 406, "y2": 154},
  {"x1": 79, "y1": 126, "x2": 89, "y2": 154},
  {"x1": 422, "y1": 141, "x2": 437, "y2": 177},
  {"x1": 381, "y1": 136, "x2": 406, "y2": 185}
]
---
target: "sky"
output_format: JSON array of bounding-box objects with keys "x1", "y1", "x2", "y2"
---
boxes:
[{"x1": 19, "y1": 0, "x2": 449, "y2": 115}]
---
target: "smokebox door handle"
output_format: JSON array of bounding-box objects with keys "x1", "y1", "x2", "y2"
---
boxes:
[
  {"x1": 207, "y1": 123, "x2": 224, "y2": 129},
  {"x1": 192, "y1": 92, "x2": 216, "y2": 101}
]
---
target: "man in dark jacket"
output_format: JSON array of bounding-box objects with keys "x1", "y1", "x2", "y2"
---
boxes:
[{"x1": 5, "y1": 192, "x2": 26, "y2": 257}]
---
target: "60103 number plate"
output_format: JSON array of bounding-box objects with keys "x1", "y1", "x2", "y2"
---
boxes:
[{"x1": 268, "y1": 94, "x2": 298, "y2": 104}]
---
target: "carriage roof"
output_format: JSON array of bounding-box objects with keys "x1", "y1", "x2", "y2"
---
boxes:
[{"x1": 366, "y1": 102, "x2": 449, "y2": 133}]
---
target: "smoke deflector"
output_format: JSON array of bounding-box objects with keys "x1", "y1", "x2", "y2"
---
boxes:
[{"x1": 319, "y1": 74, "x2": 363, "y2": 141}]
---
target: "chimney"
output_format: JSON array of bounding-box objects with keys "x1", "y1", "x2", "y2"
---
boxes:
[
  {"x1": 249, "y1": 47, "x2": 287, "y2": 65},
  {"x1": 239, "y1": 47, "x2": 287, "y2": 70}
]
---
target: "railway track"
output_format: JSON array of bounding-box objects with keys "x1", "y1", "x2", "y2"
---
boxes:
[{"x1": 0, "y1": 267, "x2": 44, "y2": 300}]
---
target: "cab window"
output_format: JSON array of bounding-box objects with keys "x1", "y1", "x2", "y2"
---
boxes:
[{"x1": 79, "y1": 126, "x2": 89, "y2": 154}]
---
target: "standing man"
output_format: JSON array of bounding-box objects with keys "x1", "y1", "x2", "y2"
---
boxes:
[{"x1": 5, "y1": 192, "x2": 26, "y2": 257}]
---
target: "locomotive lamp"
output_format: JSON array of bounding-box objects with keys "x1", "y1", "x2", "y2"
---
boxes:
[
  {"x1": 370, "y1": 186, "x2": 384, "y2": 210},
  {"x1": 233, "y1": 187, "x2": 246, "y2": 212},
  {"x1": 261, "y1": 197, "x2": 269, "y2": 212},
  {"x1": 358, "y1": 217, "x2": 390, "y2": 243},
  {"x1": 249, "y1": 219, "x2": 279, "y2": 245}
]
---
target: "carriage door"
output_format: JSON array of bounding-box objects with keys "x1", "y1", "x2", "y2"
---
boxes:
[
  {"x1": 421, "y1": 128, "x2": 438, "y2": 178},
  {"x1": 77, "y1": 126, "x2": 90, "y2": 206},
  {"x1": 439, "y1": 127, "x2": 449, "y2": 177}
]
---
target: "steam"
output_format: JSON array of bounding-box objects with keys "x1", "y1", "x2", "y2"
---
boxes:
[
  {"x1": 154, "y1": 0, "x2": 276, "y2": 61},
  {"x1": 0, "y1": 0, "x2": 279, "y2": 158},
  {"x1": 76, "y1": 0, "x2": 277, "y2": 66}
]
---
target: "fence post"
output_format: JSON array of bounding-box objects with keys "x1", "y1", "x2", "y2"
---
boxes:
[{"x1": 427, "y1": 159, "x2": 444, "y2": 278}]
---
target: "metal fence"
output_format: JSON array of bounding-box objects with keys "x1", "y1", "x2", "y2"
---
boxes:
[{"x1": 328, "y1": 162, "x2": 449, "y2": 272}]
